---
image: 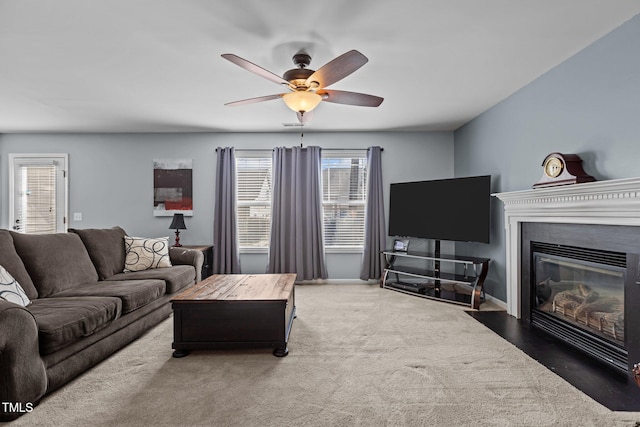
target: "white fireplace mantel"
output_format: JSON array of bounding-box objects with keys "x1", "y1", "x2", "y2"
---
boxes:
[{"x1": 493, "y1": 177, "x2": 640, "y2": 318}]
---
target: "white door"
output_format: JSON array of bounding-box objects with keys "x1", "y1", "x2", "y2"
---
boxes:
[{"x1": 9, "y1": 154, "x2": 68, "y2": 233}]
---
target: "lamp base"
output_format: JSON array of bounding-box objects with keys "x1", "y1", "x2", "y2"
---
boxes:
[{"x1": 173, "y1": 230, "x2": 182, "y2": 247}]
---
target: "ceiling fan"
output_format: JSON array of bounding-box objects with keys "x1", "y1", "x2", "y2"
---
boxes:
[{"x1": 221, "y1": 50, "x2": 383, "y2": 123}]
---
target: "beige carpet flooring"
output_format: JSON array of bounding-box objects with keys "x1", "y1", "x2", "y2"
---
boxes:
[{"x1": 9, "y1": 283, "x2": 640, "y2": 427}]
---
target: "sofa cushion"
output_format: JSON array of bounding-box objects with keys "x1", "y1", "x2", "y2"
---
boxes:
[
  {"x1": 124, "y1": 236, "x2": 172, "y2": 271},
  {"x1": 11, "y1": 232, "x2": 99, "y2": 298},
  {"x1": 27, "y1": 296, "x2": 121, "y2": 355},
  {"x1": 52, "y1": 279, "x2": 165, "y2": 314},
  {"x1": 0, "y1": 265, "x2": 31, "y2": 306},
  {"x1": 0, "y1": 230, "x2": 38, "y2": 299},
  {"x1": 106, "y1": 265, "x2": 195, "y2": 294},
  {"x1": 69, "y1": 226, "x2": 126, "y2": 280}
]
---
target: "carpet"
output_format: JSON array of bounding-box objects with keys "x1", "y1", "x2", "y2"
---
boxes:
[{"x1": 9, "y1": 283, "x2": 640, "y2": 426}]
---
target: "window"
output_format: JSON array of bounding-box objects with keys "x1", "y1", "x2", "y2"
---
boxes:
[
  {"x1": 9, "y1": 154, "x2": 68, "y2": 234},
  {"x1": 235, "y1": 152, "x2": 272, "y2": 250},
  {"x1": 234, "y1": 149, "x2": 368, "y2": 252},
  {"x1": 322, "y1": 150, "x2": 368, "y2": 250}
]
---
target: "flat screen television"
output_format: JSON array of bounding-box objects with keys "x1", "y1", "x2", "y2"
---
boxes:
[{"x1": 388, "y1": 175, "x2": 491, "y2": 243}]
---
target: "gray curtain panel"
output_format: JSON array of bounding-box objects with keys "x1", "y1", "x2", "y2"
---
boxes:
[
  {"x1": 213, "y1": 147, "x2": 241, "y2": 274},
  {"x1": 267, "y1": 146, "x2": 328, "y2": 280},
  {"x1": 360, "y1": 146, "x2": 386, "y2": 280}
]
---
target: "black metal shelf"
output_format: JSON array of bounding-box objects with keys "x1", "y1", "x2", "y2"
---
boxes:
[
  {"x1": 381, "y1": 250, "x2": 490, "y2": 309},
  {"x1": 385, "y1": 265, "x2": 478, "y2": 285}
]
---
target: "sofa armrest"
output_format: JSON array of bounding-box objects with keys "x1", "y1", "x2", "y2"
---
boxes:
[
  {"x1": 169, "y1": 247, "x2": 205, "y2": 282},
  {"x1": 0, "y1": 299, "x2": 47, "y2": 421}
]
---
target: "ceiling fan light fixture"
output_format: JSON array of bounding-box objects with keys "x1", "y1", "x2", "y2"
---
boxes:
[
  {"x1": 222, "y1": 50, "x2": 382, "y2": 122},
  {"x1": 282, "y1": 91, "x2": 322, "y2": 113}
]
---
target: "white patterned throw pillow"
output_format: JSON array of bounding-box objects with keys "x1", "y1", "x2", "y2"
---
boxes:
[
  {"x1": 0, "y1": 265, "x2": 31, "y2": 307},
  {"x1": 124, "y1": 236, "x2": 172, "y2": 272}
]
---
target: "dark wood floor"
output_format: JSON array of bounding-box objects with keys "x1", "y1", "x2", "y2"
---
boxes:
[{"x1": 468, "y1": 311, "x2": 640, "y2": 411}]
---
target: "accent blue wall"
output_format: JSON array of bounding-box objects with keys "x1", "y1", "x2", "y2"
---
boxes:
[
  {"x1": 454, "y1": 13, "x2": 640, "y2": 302},
  {"x1": 0, "y1": 131, "x2": 453, "y2": 279}
]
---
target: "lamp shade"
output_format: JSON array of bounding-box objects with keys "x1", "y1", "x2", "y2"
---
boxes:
[
  {"x1": 169, "y1": 213, "x2": 186, "y2": 230},
  {"x1": 282, "y1": 91, "x2": 322, "y2": 113}
]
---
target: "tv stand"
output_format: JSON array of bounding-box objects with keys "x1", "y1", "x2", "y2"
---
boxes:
[{"x1": 381, "y1": 248, "x2": 489, "y2": 309}]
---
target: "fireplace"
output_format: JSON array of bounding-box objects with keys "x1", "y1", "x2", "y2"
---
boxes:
[
  {"x1": 525, "y1": 234, "x2": 629, "y2": 373},
  {"x1": 495, "y1": 177, "x2": 640, "y2": 381},
  {"x1": 532, "y1": 244, "x2": 625, "y2": 346},
  {"x1": 522, "y1": 222, "x2": 640, "y2": 375}
]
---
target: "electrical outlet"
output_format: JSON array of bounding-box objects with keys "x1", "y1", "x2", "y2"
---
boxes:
[{"x1": 73, "y1": 212, "x2": 83, "y2": 221}]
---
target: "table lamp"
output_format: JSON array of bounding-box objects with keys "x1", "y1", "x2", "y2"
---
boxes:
[{"x1": 169, "y1": 213, "x2": 186, "y2": 247}]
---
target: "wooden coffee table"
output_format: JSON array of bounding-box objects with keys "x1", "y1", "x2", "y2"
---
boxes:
[{"x1": 171, "y1": 273, "x2": 296, "y2": 358}]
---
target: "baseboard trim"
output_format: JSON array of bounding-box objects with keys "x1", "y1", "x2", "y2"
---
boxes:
[
  {"x1": 483, "y1": 293, "x2": 507, "y2": 311},
  {"x1": 295, "y1": 279, "x2": 380, "y2": 285}
]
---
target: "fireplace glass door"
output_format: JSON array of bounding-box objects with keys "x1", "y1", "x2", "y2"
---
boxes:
[{"x1": 533, "y1": 252, "x2": 625, "y2": 346}]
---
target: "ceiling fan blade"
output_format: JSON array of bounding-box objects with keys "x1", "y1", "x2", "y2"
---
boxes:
[
  {"x1": 221, "y1": 54, "x2": 290, "y2": 86},
  {"x1": 318, "y1": 90, "x2": 383, "y2": 107},
  {"x1": 225, "y1": 94, "x2": 283, "y2": 107},
  {"x1": 297, "y1": 110, "x2": 313, "y2": 123},
  {"x1": 305, "y1": 50, "x2": 368, "y2": 88}
]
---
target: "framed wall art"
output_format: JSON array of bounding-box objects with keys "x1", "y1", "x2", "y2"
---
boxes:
[{"x1": 153, "y1": 158, "x2": 193, "y2": 217}]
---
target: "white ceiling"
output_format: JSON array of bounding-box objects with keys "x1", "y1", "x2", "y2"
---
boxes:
[{"x1": 1, "y1": 1, "x2": 639, "y2": 134}]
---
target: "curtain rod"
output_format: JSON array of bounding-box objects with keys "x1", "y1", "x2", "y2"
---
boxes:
[{"x1": 216, "y1": 147, "x2": 383, "y2": 152}]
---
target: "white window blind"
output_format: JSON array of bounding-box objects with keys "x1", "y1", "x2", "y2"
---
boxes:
[
  {"x1": 322, "y1": 150, "x2": 368, "y2": 249},
  {"x1": 236, "y1": 154, "x2": 272, "y2": 249},
  {"x1": 234, "y1": 149, "x2": 369, "y2": 252},
  {"x1": 19, "y1": 165, "x2": 57, "y2": 234}
]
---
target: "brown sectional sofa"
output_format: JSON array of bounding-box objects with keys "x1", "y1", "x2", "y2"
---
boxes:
[{"x1": 0, "y1": 227, "x2": 203, "y2": 421}]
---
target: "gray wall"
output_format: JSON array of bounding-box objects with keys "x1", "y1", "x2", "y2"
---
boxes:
[
  {"x1": 0, "y1": 131, "x2": 454, "y2": 279},
  {"x1": 454, "y1": 13, "x2": 640, "y2": 302}
]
